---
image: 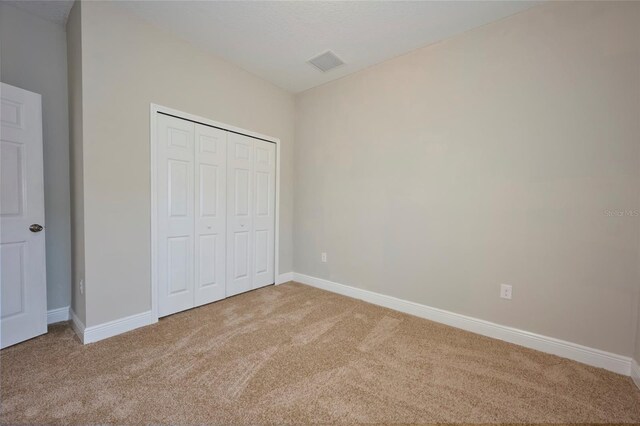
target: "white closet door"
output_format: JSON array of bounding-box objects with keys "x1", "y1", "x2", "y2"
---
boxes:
[
  {"x1": 194, "y1": 124, "x2": 226, "y2": 306},
  {"x1": 156, "y1": 111, "x2": 276, "y2": 313},
  {"x1": 226, "y1": 133, "x2": 254, "y2": 297},
  {"x1": 252, "y1": 140, "x2": 276, "y2": 289},
  {"x1": 157, "y1": 114, "x2": 195, "y2": 317},
  {"x1": 1, "y1": 83, "x2": 47, "y2": 348}
]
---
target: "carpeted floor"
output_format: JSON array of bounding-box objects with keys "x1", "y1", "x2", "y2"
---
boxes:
[{"x1": 1, "y1": 282, "x2": 639, "y2": 425}]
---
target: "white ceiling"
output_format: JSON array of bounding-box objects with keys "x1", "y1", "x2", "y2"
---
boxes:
[
  {"x1": 8, "y1": 1, "x2": 541, "y2": 93},
  {"x1": 5, "y1": 0, "x2": 73, "y2": 26},
  {"x1": 121, "y1": 1, "x2": 540, "y2": 93}
]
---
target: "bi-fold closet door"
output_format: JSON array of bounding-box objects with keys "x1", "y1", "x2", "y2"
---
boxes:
[
  {"x1": 226, "y1": 133, "x2": 276, "y2": 297},
  {"x1": 157, "y1": 113, "x2": 276, "y2": 318}
]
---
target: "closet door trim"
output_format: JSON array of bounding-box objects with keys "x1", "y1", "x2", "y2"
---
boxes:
[{"x1": 150, "y1": 103, "x2": 281, "y2": 322}]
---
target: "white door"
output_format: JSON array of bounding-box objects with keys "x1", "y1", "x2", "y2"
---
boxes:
[
  {"x1": 157, "y1": 114, "x2": 196, "y2": 317},
  {"x1": 0, "y1": 83, "x2": 47, "y2": 349},
  {"x1": 156, "y1": 111, "x2": 276, "y2": 314},
  {"x1": 157, "y1": 114, "x2": 229, "y2": 317},
  {"x1": 226, "y1": 134, "x2": 276, "y2": 297},
  {"x1": 194, "y1": 124, "x2": 226, "y2": 307},
  {"x1": 226, "y1": 133, "x2": 253, "y2": 296},
  {"x1": 252, "y1": 140, "x2": 276, "y2": 289}
]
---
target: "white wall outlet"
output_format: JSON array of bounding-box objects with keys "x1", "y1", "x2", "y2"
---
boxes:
[
  {"x1": 79, "y1": 279, "x2": 84, "y2": 295},
  {"x1": 500, "y1": 284, "x2": 512, "y2": 300},
  {"x1": 321, "y1": 252, "x2": 327, "y2": 263}
]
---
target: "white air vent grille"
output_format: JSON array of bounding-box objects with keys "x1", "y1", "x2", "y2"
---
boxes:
[{"x1": 308, "y1": 51, "x2": 344, "y2": 72}]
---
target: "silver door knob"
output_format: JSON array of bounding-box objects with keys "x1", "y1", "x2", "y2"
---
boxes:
[{"x1": 29, "y1": 224, "x2": 43, "y2": 233}]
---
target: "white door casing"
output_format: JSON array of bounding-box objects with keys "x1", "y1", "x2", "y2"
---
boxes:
[{"x1": 0, "y1": 83, "x2": 47, "y2": 348}]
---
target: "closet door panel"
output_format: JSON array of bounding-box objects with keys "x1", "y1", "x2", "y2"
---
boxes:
[
  {"x1": 194, "y1": 124, "x2": 227, "y2": 306},
  {"x1": 157, "y1": 114, "x2": 195, "y2": 317},
  {"x1": 253, "y1": 140, "x2": 276, "y2": 288},
  {"x1": 226, "y1": 133, "x2": 254, "y2": 297},
  {"x1": 157, "y1": 111, "x2": 277, "y2": 315}
]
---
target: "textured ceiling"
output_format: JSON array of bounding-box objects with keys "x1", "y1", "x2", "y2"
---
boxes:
[
  {"x1": 6, "y1": 0, "x2": 541, "y2": 93},
  {"x1": 5, "y1": 0, "x2": 73, "y2": 26},
  {"x1": 121, "y1": 1, "x2": 540, "y2": 93}
]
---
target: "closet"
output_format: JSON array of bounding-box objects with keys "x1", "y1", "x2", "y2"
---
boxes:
[{"x1": 156, "y1": 113, "x2": 276, "y2": 317}]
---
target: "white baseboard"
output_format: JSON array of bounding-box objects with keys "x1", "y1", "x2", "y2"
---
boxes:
[
  {"x1": 47, "y1": 306, "x2": 70, "y2": 324},
  {"x1": 67, "y1": 272, "x2": 288, "y2": 344},
  {"x1": 276, "y1": 272, "x2": 293, "y2": 285},
  {"x1": 292, "y1": 272, "x2": 631, "y2": 376},
  {"x1": 69, "y1": 309, "x2": 156, "y2": 344},
  {"x1": 70, "y1": 309, "x2": 85, "y2": 343},
  {"x1": 83, "y1": 311, "x2": 156, "y2": 344},
  {"x1": 632, "y1": 359, "x2": 640, "y2": 390}
]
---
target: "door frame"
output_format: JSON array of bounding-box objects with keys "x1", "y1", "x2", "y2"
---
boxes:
[{"x1": 149, "y1": 103, "x2": 281, "y2": 321}]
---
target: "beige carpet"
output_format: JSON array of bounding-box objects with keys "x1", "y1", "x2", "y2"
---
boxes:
[{"x1": 1, "y1": 282, "x2": 639, "y2": 425}]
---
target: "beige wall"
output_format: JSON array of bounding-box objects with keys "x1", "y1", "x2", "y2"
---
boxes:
[
  {"x1": 635, "y1": 290, "x2": 640, "y2": 364},
  {"x1": 66, "y1": 1, "x2": 86, "y2": 323},
  {"x1": 294, "y1": 1, "x2": 640, "y2": 356},
  {"x1": 0, "y1": 4, "x2": 72, "y2": 311},
  {"x1": 635, "y1": 235, "x2": 640, "y2": 366},
  {"x1": 76, "y1": 1, "x2": 295, "y2": 326}
]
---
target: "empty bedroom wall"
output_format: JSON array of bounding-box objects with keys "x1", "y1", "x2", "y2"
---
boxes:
[
  {"x1": 66, "y1": 1, "x2": 86, "y2": 323},
  {"x1": 636, "y1": 289, "x2": 640, "y2": 375},
  {"x1": 0, "y1": 3, "x2": 72, "y2": 313},
  {"x1": 71, "y1": 1, "x2": 295, "y2": 327},
  {"x1": 294, "y1": 1, "x2": 640, "y2": 356},
  {"x1": 635, "y1": 245, "x2": 640, "y2": 380}
]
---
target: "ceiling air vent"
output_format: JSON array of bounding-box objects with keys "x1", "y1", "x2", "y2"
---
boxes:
[{"x1": 307, "y1": 51, "x2": 345, "y2": 72}]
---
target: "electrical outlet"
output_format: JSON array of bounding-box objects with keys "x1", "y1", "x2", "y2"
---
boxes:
[
  {"x1": 500, "y1": 284, "x2": 512, "y2": 300},
  {"x1": 321, "y1": 252, "x2": 327, "y2": 263},
  {"x1": 80, "y1": 279, "x2": 84, "y2": 295}
]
